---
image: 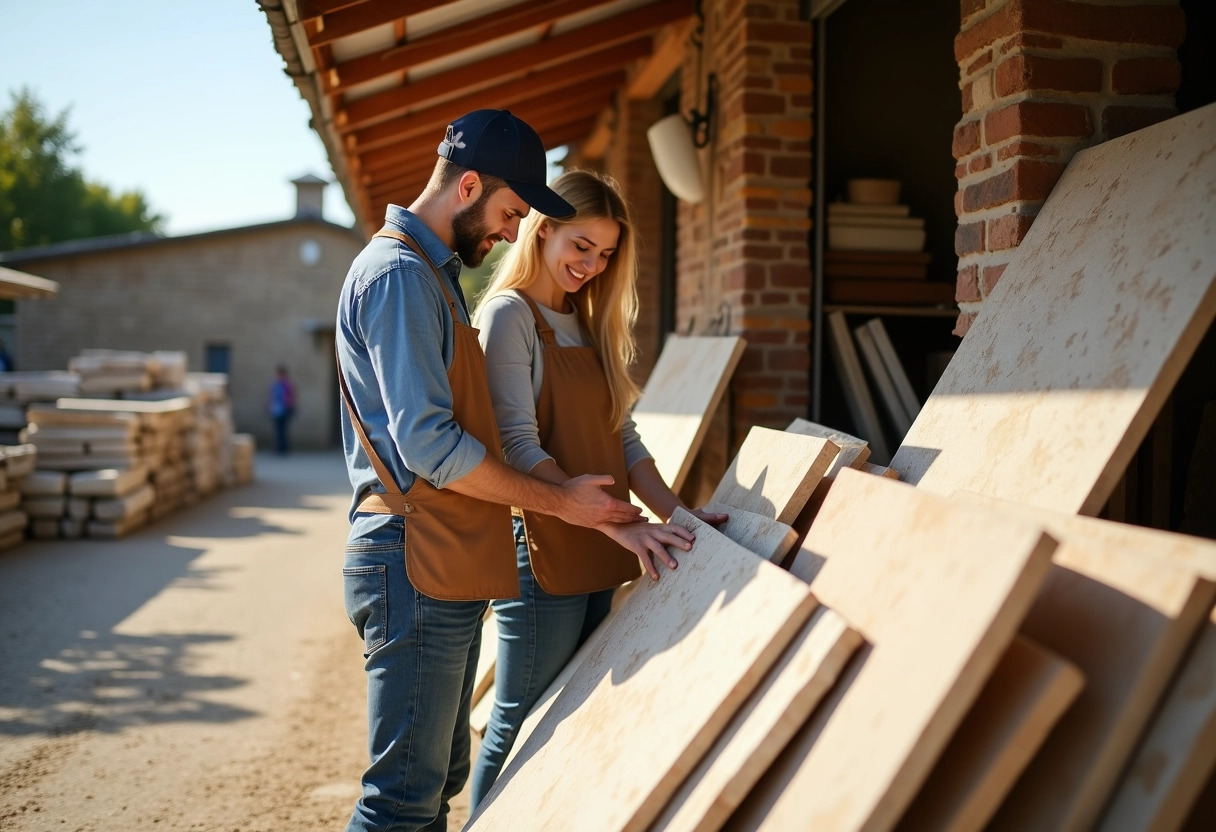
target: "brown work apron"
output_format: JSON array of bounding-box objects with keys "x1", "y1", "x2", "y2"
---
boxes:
[
  {"x1": 516, "y1": 291, "x2": 643, "y2": 595},
  {"x1": 336, "y1": 228, "x2": 517, "y2": 601}
]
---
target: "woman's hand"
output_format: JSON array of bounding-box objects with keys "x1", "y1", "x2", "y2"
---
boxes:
[
  {"x1": 687, "y1": 506, "x2": 729, "y2": 527},
  {"x1": 598, "y1": 520, "x2": 694, "y2": 581}
]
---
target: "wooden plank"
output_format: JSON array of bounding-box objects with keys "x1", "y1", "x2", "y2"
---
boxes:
[
  {"x1": 735, "y1": 469, "x2": 1056, "y2": 831},
  {"x1": 702, "y1": 502, "x2": 797, "y2": 564},
  {"x1": 896, "y1": 636, "x2": 1084, "y2": 832},
  {"x1": 626, "y1": 17, "x2": 694, "y2": 100},
  {"x1": 785, "y1": 418, "x2": 870, "y2": 474},
  {"x1": 1100, "y1": 604, "x2": 1216, "y2": 832},
  {"x1": 891, "y1": 104, "x2": 1216, "y2": 515},
  {"x1": 68, "y1": 468, "x2": 149, "y2": 498},
  {"x1": 467, "y1": 511, "x2": 819, "y2": 832},
  {"x1": 470, "y1": 681, "x2": 495, "y2": 738},
  {"x1": 826, "y1": 310, "x2": 890, "y2": 462},
  {"x1": 865, "y1": 318, "x2": 920, "y2": 419},
  {"x1": 652, "y1": 607, "x2": 861, "y2": 832},
  {"x1": 708, "y1": 427, "x2": 838, "y2": 524},
  {"x1": 957, "y1": 494, "x2": 1216, "y2": 832},
  {"x1": 631, "y1": 335, "x2": 745, "y2": 492},
  {"x1": 860, "y1": 461, "x2": 899, "y2": 479},
  {"x1": 854, "y1": 322, "x2": 913, "y2": 435}
]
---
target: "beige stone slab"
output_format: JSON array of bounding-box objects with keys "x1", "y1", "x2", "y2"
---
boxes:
[
  {"x1": 1099, "y1": 605, "x2": 1216, "y2": 832},
  {"x1": 92, "y1": 484, "x2": 155, "y2": 521},
  {"x1": 18, "y1": 471, "x2": 66, "y2": 496},
  {"x1": 652, "y1": 607, "x2": 862, "y2": 832},
  {"x1": 68, "y1": 467, "x2": 148, "y2": 498},
  {"x1": 56, "y1": 396, "x2": 193, "y2": 414},
  {"x1": 632, "y1": 335, "x2": 745, "y2": 492},
  {"x1": 891, "y1": 104, "x2": 1216, "y2": 516},
  {"x1": 896, "y1": 636, "x2": 1084, "y2": 832},
  {"x1": 466, "y1": 510, "x2": 818, "y2": 832},
  {"x1": 786, "y1": 418, "x2": 870, "y2": 475},
  {"x1": 957, "y1": 495, "x2": 1216, "y2": 832},
  {"x1": 703, "y1": 502, "x2": 797, "y2": 564},
  {"x1": 709, "y1": 426, "x2": 838, "y2": 524},
  {"x1": 735, "y1": 469, "x2": 1056, "y2": 832}
]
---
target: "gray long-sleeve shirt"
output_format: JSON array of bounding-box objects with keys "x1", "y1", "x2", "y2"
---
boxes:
[{"x1": 477, "y1": 290, "x2": 651, "y2": 475}]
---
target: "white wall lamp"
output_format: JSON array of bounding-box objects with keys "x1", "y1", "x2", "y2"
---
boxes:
[{"x1": 647, "y1": 1, "x2": 716, "y2": 203}]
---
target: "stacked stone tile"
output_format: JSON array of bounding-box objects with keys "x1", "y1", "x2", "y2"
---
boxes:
[
  {"x1": 13, "y1": 359, "x2": 253, "y2": 543},
  {"x1": 0, "y1": 444, "x2": 37, "y2": 549},
  {"x1": 0, "y1": 372, "x2": 80, "y2": 444}
]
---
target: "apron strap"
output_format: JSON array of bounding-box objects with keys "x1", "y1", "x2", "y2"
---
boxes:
[
  {"x1": 336, "y1": 227, "x2": 460, "y2": 499},
  {"x1": 516, "y1": 290, "x2": 559, "y2": 348}
]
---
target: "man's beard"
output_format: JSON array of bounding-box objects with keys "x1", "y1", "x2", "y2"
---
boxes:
[{"x1": 451, "y1": 191, "x2": 496, "y2": 268}]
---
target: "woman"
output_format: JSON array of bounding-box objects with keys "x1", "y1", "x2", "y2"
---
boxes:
[{"x1": 469, "y1": 170, "x2": 725, "y2": 806}]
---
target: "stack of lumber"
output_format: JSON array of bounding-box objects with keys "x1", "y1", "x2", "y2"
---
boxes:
[
  {"x1": 0, "y1": 444, "x2": 36, "y2": 548},
  {"x1": 464, "y1": 105, "x2": 1216, "y2": 830},
  {"x1": 0, "y1": 371, "x2": 80, "y2": 443},
  {"x1": 183, "y1": 372, "x2": 235, "y2": 496},
  {"x1": 67, "y1": 349, "x2": 187, "y2": 396}
]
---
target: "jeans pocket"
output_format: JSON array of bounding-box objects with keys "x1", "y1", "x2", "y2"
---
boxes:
[{"x1": 342, "y1": 564, "x2": 388, "y2": 658}]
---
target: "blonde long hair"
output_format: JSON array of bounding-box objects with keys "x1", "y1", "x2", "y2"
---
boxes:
[{"x1": 476, "y1": 169, "x2": 641, "y2": 427}]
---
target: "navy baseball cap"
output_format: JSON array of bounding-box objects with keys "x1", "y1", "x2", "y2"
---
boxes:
[{"x1": 437, "y1": 109, "x2": 575, "y2": 218}]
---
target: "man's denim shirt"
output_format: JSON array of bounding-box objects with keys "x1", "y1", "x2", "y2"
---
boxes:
[{"x1": 336, "y1": 206, "x2": 488, "y2": 532}]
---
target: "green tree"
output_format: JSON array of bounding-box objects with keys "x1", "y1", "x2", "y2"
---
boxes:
[{"x1": 0, "y1": 88, "x2": 164, "y2": 251}]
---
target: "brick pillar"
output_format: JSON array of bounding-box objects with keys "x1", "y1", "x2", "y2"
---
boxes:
[
  {"x1": 675, "y1": 0, "x2": 813, "y2": 445},
  {"x1": 605, "y1": 97, "x2": 666, "y2": 383},
  {"x1": 952, "y1": 0, "x2": 1184, "y2": 336}
]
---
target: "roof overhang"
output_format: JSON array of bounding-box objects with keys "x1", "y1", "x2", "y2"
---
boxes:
[
  {"x1": 0, "y1": 265, "x2": 59, "y2": 300},
  {"x1": 259, "y1": 0, "x2": 693, "y2": 234}
]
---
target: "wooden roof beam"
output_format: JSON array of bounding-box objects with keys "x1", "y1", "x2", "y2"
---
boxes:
[
  {"x1": 348, "y1": 66, "x2": 628, "y2": 153},
  {"x1": 626, "y1": 16, "x2": 694, "y2": 100},
  {"x1": 305, "y1": 0, "x2": 448, "y2": 47},
  {"x1": 356, "y1": 80, "x2": 621, "y2": 175},
  {"x1": 297, "y1": 0, "x2": 365, "y2": 21},
  {"x1": 323, "y1": 0, "x2": 609, "y2": 94},
  {"x1": 335, "y1": 0, "x2": 689, "y2": 131}
]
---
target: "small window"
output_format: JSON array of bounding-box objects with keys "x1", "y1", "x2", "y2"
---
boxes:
[{"x1": 205, "y1": 343, "x2": 230, "y2": 375}]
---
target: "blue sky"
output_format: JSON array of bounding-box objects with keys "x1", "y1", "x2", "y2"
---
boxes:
[{"x1": 2, "y1": 1, "x2": 357, "y2": 235}]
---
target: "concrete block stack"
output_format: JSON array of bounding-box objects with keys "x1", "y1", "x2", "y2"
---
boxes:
[
  {"x1": 68, "y1": 349, "x2": 187, "y2": 396},
  {"x1": 0, "y1": 444, "x2": 36, "y2": 549}
]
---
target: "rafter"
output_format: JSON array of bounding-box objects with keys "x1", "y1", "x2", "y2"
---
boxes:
[
  {"x1": 356, "y1": 79, "x2": 621, "y2": 176},
  {"x1": 348, "y1": 67, "x2": 628, "y2": 154},
  {"x1": 626, "y1": 17, "x2": 694, "y2": 100},
  {"x1": 323, "y1": 0, "x2": 619, "y2": 94},
  {"x1": 297, "y1": 0, "x2": 366, "y2": 20},
  {"x1": 305, "y1": 0, "x2": 448, "y2": 45},
  {"x1": 338, "y1": 36, "x2": 653, "y2": 132}
]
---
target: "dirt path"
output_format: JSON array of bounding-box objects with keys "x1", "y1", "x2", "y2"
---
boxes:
[{"x1": 0, "y1": 452, "x2": 472, "y2": 831}]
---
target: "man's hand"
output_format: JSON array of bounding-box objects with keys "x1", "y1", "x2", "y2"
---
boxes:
[
  {"x1": 597, "y1": 520, "x2": 694, "y2": 581},
  {"x1": 556, "y1": 474, "x2": 642, "y2": 528}
]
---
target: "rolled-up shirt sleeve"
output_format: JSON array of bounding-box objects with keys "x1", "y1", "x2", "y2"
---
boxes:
[
  {"x1": 622, "y1": 414, "x2": 653, "y2": 472},
  {"x1": 478, "y1": 294, "x2": 555, "y2": 474},
  {"x1": 356, "y1": 265, "x2": 486, "y2": 489}
]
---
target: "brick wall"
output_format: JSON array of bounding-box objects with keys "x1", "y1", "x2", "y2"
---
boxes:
[
  {"x1": 675, "y1": 0, "x2": 813, "y2": 444},
  {"x1": 605, "y1": 97, "x2": 667, "y2": 382},
  {"x1": 952, "y1": 0, "x2": 1184, "y2": 336}
]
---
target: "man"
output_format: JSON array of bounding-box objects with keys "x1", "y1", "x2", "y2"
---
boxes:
[
  {"x1": 335, "y1": 110, "x2": 649, "y2": 831},
  {"x1": 267, "y1": 364, "x2": 295, "y2": 455}
]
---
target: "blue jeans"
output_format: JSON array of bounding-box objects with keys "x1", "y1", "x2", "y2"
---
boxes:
[
  {"x1": 343, "y1": 514, "x2": 488, "y2": 832},
  {"x1": 469, "y1": 517, "x2": 613, "y2": 808}
]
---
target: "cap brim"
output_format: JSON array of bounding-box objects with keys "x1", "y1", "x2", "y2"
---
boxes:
[{"x1": 506, "y1": 179, "x2": 576, "y2": 219}]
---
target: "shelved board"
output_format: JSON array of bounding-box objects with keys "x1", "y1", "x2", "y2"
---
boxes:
[
  {"x1": 864, "y1": 318, "x2": 920, "y2": 420},
  {"x1": 467, "y1": 511, "x2": 818, "y2": 832},
  {"x1": 708, "y1": 427, "x2": 838, "y2": 524},
  {"x1": 651, "y1": 607, "x2": 862, "y2": 832},
  {"x1": 631, "y1": 336, "x2": 746, "y2": 492},
  {"x1": 735, "y1": 469, "x2": 1056, "y2": 831},
  {"x1": 959, "y1": 494, "x2": 1216, "y2": 832},
  {"x1": 891, "y1": 104, "x2": 1216, "y2": 516},
  {"x1": 854, "y1": 323, "x2": 913, "y2": 435},
  {"x1": 1099, "y1": 604, "x2": 1216, "y2": 832},
  {"x1": 827, "y1": 310, "x2": 890, "y2": 462},
  {"x1": 896, "y1": 636, "x2": 1084, "y2": 832}
]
